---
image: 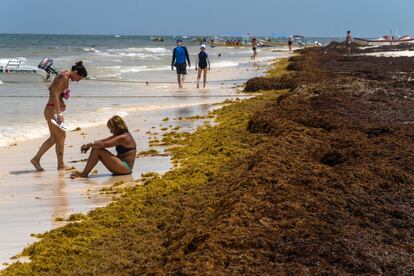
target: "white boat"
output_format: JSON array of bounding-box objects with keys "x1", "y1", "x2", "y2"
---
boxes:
[
  {"x1": 354, "y1": 35, "x2": 414, "y2": 46},
  {"x1": 150, "y1": 37, "x2": 164, "y2": 42},
  {"x1": 0, "y1": 59, "x2": 49, "y2": 83}
]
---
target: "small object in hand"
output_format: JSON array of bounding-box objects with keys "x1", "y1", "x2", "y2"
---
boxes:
[{"x1": 51, "y1": 114, "x2": 67, "y2": 131}]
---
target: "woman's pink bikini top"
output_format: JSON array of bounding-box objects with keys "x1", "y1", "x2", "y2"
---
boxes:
[
  {"x1": 62, "y1": 88, "x2": 71, "y2": 99},
  {"x1": 48, "y1": 71, "x2": 71, "y2": 99}
]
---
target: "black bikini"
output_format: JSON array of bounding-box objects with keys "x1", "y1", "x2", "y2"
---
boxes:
[
  {"x1": 116, "y1": 144, "x2": 136, "y2": 155},
  {"x1": 114, "y1": 133, "x2": 136, "y2": 173}
]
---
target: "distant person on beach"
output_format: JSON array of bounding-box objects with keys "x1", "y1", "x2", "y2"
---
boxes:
[
  {"x1": 171, "y1": 39, "x2": 191, "y2": 88},
  {"x1": 71, "y1": 115, "x2": 136, "y2": 178},
  {"x1": 251, "y1": 38, "x2": 257, "y2": 60},
  {"x1": 346, "y1": 30, "x2": 352, "y2": 55},
  {"x1": 195, "y1": 44, "x2": 210, "y2": 88},
  {"x1": 31, "y1": 61, "x2": 87, "y2": 171},
  {"x1": 288, "y1": 37, "x2": 293, "y2": 52}
]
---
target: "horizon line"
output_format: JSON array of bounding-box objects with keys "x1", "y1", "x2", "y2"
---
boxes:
[{"x1": 0, "y1": 32, "x2": 347, "y2": 38}]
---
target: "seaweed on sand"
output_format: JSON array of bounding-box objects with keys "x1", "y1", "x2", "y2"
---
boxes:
[{"x1": 4, "y1": 44, "x2": 414, "y2": 275}]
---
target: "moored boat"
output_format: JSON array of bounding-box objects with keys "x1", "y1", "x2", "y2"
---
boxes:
[
  {"x1": 150, "y1": 37, "x2": 164, "y2": 42},
  {"x1": 354, "y1": 35, "x2": 414, "y2": 46},
  {"x1": 0, "y1": 59, "x2": 48, "y2": 83},
  {"x1": 0, "y1": 58, "x2": 59, "y2": 83}
]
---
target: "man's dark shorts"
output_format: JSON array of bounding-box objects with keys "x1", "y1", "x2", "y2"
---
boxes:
[{"x1": 175, "y1": 63, "x2": 187, "y2": 75}]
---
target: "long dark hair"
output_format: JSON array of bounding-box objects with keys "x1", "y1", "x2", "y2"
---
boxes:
[{"x1": 71, "y1": 61, "x2": 88, "y2": 77}]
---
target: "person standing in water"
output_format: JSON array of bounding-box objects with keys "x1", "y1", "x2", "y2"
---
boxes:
[
  {"x1": 251, "y1": 38, "x2": 257, "y2": 60},
  {"x1": 288, "y1": 36, "x2": 293, "y2": 52},
  {"x1": 31, "y1": 61, "x2": 87, "y2": 171},
  {"x1": 171, "y1": 39, "x2": 191, "y2": 88},
  {"x1": 195, "y1": 44, "x2": 210, "y2": 88},
  {"x1": 346, "y1": 30, "x2": 352, "y2": 55}
]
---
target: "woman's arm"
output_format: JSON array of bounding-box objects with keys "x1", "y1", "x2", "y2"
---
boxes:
[
  {"x1": 81, "y1": 134, "x2": 125, "y2": 153},
  {"x1": 50, "y1": 84, "x2": 63, "y2": 113},
  {"x1": 50, "y1": 75, "x2": 67, "y2": 121},
  {"x1": 171, "y1": 48, "x2": 176, "y2": 69},
  {"x1": 185, "y1": 47, "x2": 191, "y2": 67},
  {"x1": 95, "y1": 135, "x2": 116, "y2": 143}
]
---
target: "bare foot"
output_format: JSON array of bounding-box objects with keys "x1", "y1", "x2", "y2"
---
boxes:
[
  {"x1": 57, "y1": 165, "x2": 73, "y2": 171},
  {"x1": 70, "y1": 171, "x2": 88, "y2": 179},
  {"x1": 31, "y1": 158, "x2": 44, "y2": 171}
]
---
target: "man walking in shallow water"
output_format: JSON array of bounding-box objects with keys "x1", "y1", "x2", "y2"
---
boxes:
[{"x1": 171, "y1": 39, "x2": 191, "y2": 88}]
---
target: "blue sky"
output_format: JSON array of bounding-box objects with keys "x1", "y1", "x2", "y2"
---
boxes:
[{"x1": 0, "y1": 0, "x2": 412, "y2": 37}]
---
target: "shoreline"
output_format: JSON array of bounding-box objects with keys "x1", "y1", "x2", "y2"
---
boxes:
[
  {"x1": 0, "y1": 55, "x2": 290, "y2": 272},
  {"x1": 0, "y1": 55, "x2": 279, "y2": 268},
  {"x1": 0, "y1": 61, "x2": 270, "y2": 148},
  {"x1": 0, "y1": 99, "x2": 245, "y2": 268}
]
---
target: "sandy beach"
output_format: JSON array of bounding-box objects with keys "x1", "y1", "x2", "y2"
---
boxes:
[
  {"x1": 0, "y1": 49, "x2": 290, "y2": 268},
  {"x1": 2, "y1": 41, "x2": 413, "y2": 274}
]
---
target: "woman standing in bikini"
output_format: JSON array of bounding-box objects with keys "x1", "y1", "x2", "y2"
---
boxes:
[
  {"x1": 195, "y1": 44, "x2": 210, "y2": 88},
  {"x1": 31, "y1": 61, "x2": 87, "y2": 171},
  {"x1": 251, "y1": 38, "x2": 257, "y2": 60},
  {"x1": 71, "y1": 115, "x2": 136, "y2": 178}
]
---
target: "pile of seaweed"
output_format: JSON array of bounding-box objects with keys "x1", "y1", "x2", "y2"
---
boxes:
[
  {"x1": 245, "y1": 43, "x2": 414, "y2": 92},
  {"x1": 243, "y1": 44, "x2": 414, "y2": 273},
  {"x1": 3, "y1": 44, "x2": 414, "y2": 275}
]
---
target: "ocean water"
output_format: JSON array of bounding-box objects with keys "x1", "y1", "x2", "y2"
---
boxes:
[{"x1": 0, "y1": 34, "x2": 327, "y2": 147}]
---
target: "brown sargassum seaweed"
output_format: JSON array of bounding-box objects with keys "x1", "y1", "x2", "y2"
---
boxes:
[{"x1": 4, "y1": 43, "x2": 414, "y2": 275}]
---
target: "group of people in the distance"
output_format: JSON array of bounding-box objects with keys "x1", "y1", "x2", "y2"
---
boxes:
[
  {"x1": 171, "y1": 39, "x2": 210, "y2": 88},
  {"x1": 28, "y1": 35, "x2": 308, "y2": 177}
]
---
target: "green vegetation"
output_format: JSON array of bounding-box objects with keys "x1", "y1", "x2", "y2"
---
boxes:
[
  {"x1": 161, "y1": 131, "x2": 190, "y2": 146},
  {"x1": 184, "y1": 114, "x2": 215, "y2": 120},
  {"x1": 2, "y1": 87, "x2": 283, "y2": 275},
  {"x1": 140, "y1": 172, "x2": 161, "y2": 185},
  {"x1": 2, "y1": 57, "x2": 291, "y2": 275},
  {"x1": 136, "y1": 149, "x2": 160, "y2": 157},
  {"x1": 67, "y1": 213, "x2": 87, "y2": 222},
  {"x1": 266, "y1": 58, "x2": 290, "y2": 78}
]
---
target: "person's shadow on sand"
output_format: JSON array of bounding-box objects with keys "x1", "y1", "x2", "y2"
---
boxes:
[{"x1": 9, "y1": 169, "x2": 40, "y2": 175}]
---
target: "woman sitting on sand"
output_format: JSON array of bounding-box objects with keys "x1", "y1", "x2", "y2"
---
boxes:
[
  {"x1": 71, "y1": 115, "x2": 136, "y2": 178},
  {"x1": 31, "y1": 61, "x2": 87, "y2": 171}
]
